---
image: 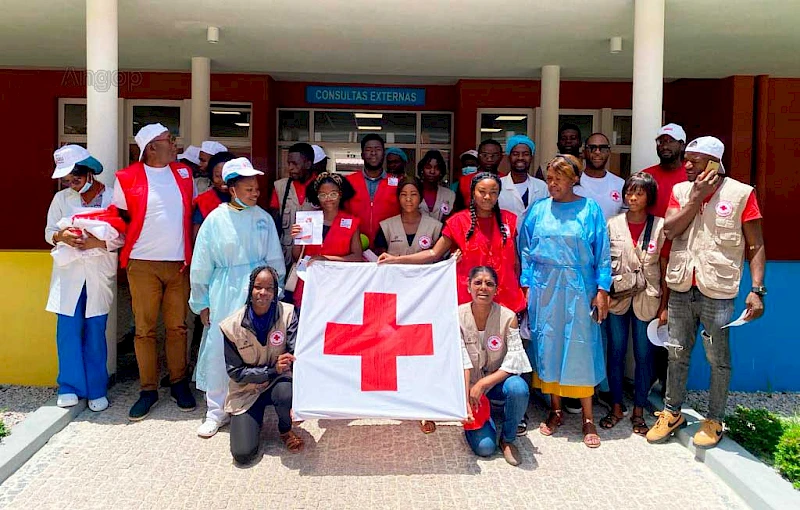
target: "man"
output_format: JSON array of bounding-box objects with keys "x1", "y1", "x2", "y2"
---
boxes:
[
  {"x1": 311, "y1": 145, "x2": 329, "y2": 175},
  {"x1": 385, "y1": 148, "x2": 408, "y2": 177},
  {"x1": 113, "y1": 123, "x2": 198, "y2": 420},
  {"x1": 346, "y1": 134, "x2": 400, "y2": 249},
  {"x1": 198, "y1": 141, "x2": 228, "y2": 176},
  {"x1": 270, "y1": 143, "x2": 316, "y2": 267},
  {"x1": 558, "y1": 123, "x2": 583, "y2": 157},
  {"x1": 575, "y1": 133, "x2": 625, "y2": 221},
  {"x1": 460, "y1": 149, "x2": 479, "y2": 175},
  {"x1": 498, "y1": 135, "x2": 548, "y2": 230},
  {"x1": 647, "y1": 136, "x2": 766, "y2": 448},
  {"x1": 457, "y1": 139, "x2": 503, "y2": 208}
]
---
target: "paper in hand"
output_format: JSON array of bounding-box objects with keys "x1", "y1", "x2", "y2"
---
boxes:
[
  {"x1": 722, "y1": 309, "x2": 750, "y2": 329},
  {"x1": 294, "y1": 211, "x2": 323, "y2": 245}
]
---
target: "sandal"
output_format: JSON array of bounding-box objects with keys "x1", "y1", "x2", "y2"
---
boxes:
[
  {"x1": 539, "y1": 410, "x2": 563, "y2": 436},
  {"x1": 517, "y1": 414, "x2": 528, "y2": 436},
  {"x1": 582, "y1": 420, "x2": 601, "y2": 448},
  {"x1": 280, "y1": 430, "x2": 304, "y2": 453},
  {"x1": 631, "y1": 415, "x2": 649, "y2": 436},
  {"x1": 419, "y1": 420, "x2": 436, "y2": 434},
  {"x1": 600, "y1": 411, "x2": 623, "y2": 429}
]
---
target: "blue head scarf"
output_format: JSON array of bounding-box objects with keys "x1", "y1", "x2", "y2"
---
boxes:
[
  {"x1": 505, "y1": 135, "x2": 536, "y2": 155},
  {"x1": 385, "y1": 147, "x2": 408, "y2": 163}
]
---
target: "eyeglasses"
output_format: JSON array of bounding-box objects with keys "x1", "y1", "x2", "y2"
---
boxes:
[
  {"x1": 479, "y1": 152, "x2": 501, "y2": 159},
  {"x1": 318, "y1": 191, "x2": 341, "y2": 200},
  {"x1": 586, "y1": 144, "x2": 611, "y2": 153}
]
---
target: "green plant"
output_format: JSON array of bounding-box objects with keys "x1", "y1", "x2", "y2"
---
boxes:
[
  {"x1": 775, "y1": 422, "x2": 800, "y2": 489},
  {"x1": 725, "y1": 406, "x2": 785, "y2": 462},
  {"x1": 0, "y1": 419, "x2": 8, "y2": 440}
]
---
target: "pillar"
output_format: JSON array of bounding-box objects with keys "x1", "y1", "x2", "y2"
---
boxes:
[
  {"x1": 631, "y1": 0, "x2": 665, "y2": 173},
  {"x1": 86, "y1": 0, "x2": 119, "y2": 377},
  {"x1": 539, "y1": 65, "x2": 561, "y2": 173},
  {"x1": 191, "y1": 56, "x2": 211, "y2": 146}
]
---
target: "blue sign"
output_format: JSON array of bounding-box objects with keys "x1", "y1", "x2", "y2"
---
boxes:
[{"x1": 306, "y1": 86, "x2": 426, "y2": 107}]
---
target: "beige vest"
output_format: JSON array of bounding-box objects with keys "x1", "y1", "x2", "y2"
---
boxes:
[
  {"x1": 608, "y1": 213, "x2": 666, "y2": 321},
  {"x1": 419, "y1": 186, "x2": 455, "y2": 221},
  {"x1": 274, "y1": 178, "x2": 311, "y2": 266},
  {"x1": 222, "y1": 302, "x2": 294, "y2": 415},
  {"x1": 459, "y1": 302, "x2": 515, "y2": 386},
  {"x1": 379, "y1": 214, "x2": 443, "y2": 256},
  {"x1": 666, "y1": 177, "x2": 752, "y2": 299}
]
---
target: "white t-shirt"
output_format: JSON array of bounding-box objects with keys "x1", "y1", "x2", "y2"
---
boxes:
[
  {"x1": 575, "y1": 171, "x2": 625, "y2": 221},
  {"x1": 113, "y1": 165, "x2": 195, "y2": 261}
]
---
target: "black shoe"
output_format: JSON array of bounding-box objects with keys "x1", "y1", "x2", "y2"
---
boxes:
[
  {"x1": 160, "y1": 374, "x2": 171, "y2": 388},
  {"x1": 563, "y1": 397, "x2": 582, "y2": 414},
  {"x1": 170, "y1": 379, "x2": 197, "y2": 412},
  {"x1": 129, "y1": 390, "x2": 159, "y2": 421},
  {"x1": 517, "y1": 413, "x2": 529, "y2": 436}
]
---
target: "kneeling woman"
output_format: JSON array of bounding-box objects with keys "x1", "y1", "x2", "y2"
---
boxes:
[
  {"x1": 461, "y1": 266, "x2": 531, "y2": 466},
  {"x1": 223, "y1": 266, "x2": 303, "y2": 464}
]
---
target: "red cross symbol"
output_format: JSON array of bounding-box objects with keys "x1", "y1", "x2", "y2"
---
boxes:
[
  {"x1": 324, "y1": 292, "x2": 434, "y2": 391},
  {"x1": 720, "y1": 204, "x2": 728, "y2": 212},
  {"x1": 611, "y1": 191, "x2": 621, "y2": 201}
]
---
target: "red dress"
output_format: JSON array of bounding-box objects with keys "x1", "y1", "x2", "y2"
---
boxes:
[{"x1": 442, "y1": 209, "x2": 525, "y2": 312}]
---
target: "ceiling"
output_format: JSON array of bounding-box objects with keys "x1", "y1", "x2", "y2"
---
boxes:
[{"x1": 0, "y1": 0, "x2": 798, "y2": 82}]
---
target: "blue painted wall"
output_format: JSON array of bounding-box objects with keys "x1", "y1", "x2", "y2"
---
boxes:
[{"x1": 687, "y1": 261, "x2": 799, "y2": 392}]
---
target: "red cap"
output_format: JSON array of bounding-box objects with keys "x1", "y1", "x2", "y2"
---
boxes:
[{"x1": 463, "y1": 394, "x2": 491, "y2": 431}]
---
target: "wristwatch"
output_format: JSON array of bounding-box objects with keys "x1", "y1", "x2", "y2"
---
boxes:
[{"x1": 751, "y1": 286, "x2": 767, "y2": 297}]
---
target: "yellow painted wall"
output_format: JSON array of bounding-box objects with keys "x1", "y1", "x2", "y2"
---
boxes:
[{"x1": 0, "y1": 250, "x2": 58, "y2": 386}]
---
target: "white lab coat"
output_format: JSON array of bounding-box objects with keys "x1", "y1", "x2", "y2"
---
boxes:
[
  {"x1": 498, "y1": 174, "x2": 549, "y2": 231},
  {"x1": 45, "y1": 187, "x2": 122, "y2": 318}
]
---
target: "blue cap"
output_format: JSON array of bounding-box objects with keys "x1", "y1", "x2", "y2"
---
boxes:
[
  {"x1": 385, "y1": 147, "x2": 408, "y2": 163},
  {"x1": 506, "y1": 135, "x2": 535, "y2": 155}
]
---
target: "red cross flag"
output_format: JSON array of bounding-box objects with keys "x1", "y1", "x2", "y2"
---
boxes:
[{"x1": 293, "y1": 259, "x2": 467, "y2": 421}]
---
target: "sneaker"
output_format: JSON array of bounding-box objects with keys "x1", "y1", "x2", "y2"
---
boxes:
[
  {"x1": 563, "y1": 397, "x2": 582, "y2": 414},
  {"x1": 197, "y1": 417, "x2": 229, "y2": 438},
  {"x1": 56, "y1": 393, "x2": 79, "y2": 408},
  {"x1": 170, "y1": 379, "x2": 197, "y2": 412},
  {"x1": 693, "y1": 419, "x2": 724, "y2": 448},
  {"x1": 499, "y1": 439, "x2": 521, "y2": 466},
  {"x1": 645, "y1": 409, "x2": 686, "y2": 444},
  {"x1": 128, "y1": 390, "x2": 159, "y2": 421},
  {"x1": 88, "y1": 396, "x2": 109, "y2": 412},
  {"x1": 517, "y1": 414, "x2": 529, "y2": 436}
]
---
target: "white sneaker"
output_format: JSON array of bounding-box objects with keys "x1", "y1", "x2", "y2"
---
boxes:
[
  {"x1": 197, "y1": 417, "x2": 228, "y2": 438},
  {"x1": 57, "y1": 393, "x2": 79, "y2": 408},
  {"x1": 88, "y1": 397, "x2": 109, "y2": 412}
]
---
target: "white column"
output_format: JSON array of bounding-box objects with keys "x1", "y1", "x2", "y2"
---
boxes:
[
  {"x1": 86, "y1": 0, "x2": 119, "y2": 377},
  {"x1": 631, "y1": 0, "x2": 665, "y2": 173},
  {"x1": 191, "y1": 57, "x2": 211, "y2": 146},
  {"x1": 539, "y1": 65, "x2": 561, "y2": 174}
]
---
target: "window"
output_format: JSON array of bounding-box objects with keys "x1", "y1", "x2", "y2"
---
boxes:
[
  {"x1": 209, "y1": 102, "x2": 252, "y2": 159},
  {"x1": 126, "y1": 100, "x2": 187, "y2": 165},
  {"x1": 476, "y1": 109, "x2": 534, "y2": 149},
  {"x1": 558, "y1": 110, "x2": 599, "y2": 143},
  {"x1": 610, "y1": 110, "x2": 632, "y2": 179}
]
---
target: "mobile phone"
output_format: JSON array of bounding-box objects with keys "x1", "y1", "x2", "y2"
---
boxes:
[
  {"x1": 704, "y1": 160, "x2": 723, "y2": 176},
  {"x1": 590, "y1": 306, "x2": 599, "y2": 323}
]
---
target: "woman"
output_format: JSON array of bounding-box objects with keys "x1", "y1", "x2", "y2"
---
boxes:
[
  {"x1": 601, "y1": 172, "x2": 668, "y2": 436},
  {"x1": 379, "y1": 172, "x2": 526, "y2": 314},
  {"x1": 223, "y1": 265, "x2": 303, "y2": 464},
  {"x1": 45, "y1": 145, "x2": 122, "y2": 412},
  {"x1": 461, "y1": 266, "x2": 531, "y2": 466},
  {"x1": 417, "y1": 150, "x2": 456, "y2": 221},
  {"x1": 375, "y1": 177, "x2": 443, "y2": 256},
  {"x1": 192, "y1": 151, "x2": 236, "y2": 238},
  {"x1": 518, "y1": 154, "x2": 611, "y2": 448},
  {"x1": 189, "y1": 157, "x2": 285, "y2": 438},
  {"x1": 290, "y1": 172, "x2": 363, "y2": 310}
]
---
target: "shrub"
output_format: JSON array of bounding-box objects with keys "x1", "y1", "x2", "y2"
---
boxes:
[
  {"x1": 725, "y1": 406, "x2": 785, "y2": 461},
  {"x1": 0, "y1": 419, "x2": 8, "y2": 440},
  {"x1": 775, "y1": 422, "x2": 800, "y2": 489}
]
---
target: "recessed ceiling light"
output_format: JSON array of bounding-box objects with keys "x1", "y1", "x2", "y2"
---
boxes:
[
  {"x1": 355, "y1": 113, "x2": 383, "y2": 119},
  {"x1": 211, "y1": 111, "x2": 240, "y2": 115},
  {"x1": 481, "y1": 128, "x2": 502, "y2": 133},
  {"x1": 357, "y1": 126, "x2": 382, "y2": 130},
  {"x1": 234, "y1": 122, "x2": 250, "y2": 127},
  {"x1": 495, "y1": 116, "x2": 527, "y2": 121}
]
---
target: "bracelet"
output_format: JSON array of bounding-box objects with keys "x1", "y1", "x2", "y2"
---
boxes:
[{"x1": 429, "y1": 249, "x2": 436, "y2": 258}]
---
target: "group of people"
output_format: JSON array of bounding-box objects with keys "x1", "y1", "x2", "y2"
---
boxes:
[{"x1": 45, "y1": 118, "x2": 766, "y2": 466}]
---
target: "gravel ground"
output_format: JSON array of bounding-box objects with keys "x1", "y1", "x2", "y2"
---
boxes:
[
  {"x1": 686, "y1": 390, "x2": 800, "y2": 419},
  {"x1": 0, "y1": 385, "x2": 57, "y2": 430}
]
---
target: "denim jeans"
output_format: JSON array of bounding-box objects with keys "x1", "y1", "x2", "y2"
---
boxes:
[
  {"x1": 607, "y1": 308, "x2": 652, "y2": 408},
  {"x1": 664, "y1": 288, "x2": 734, "y2": 421},
  {"x1": 464, "y1": 375, "x2": 529, "y2": 457}
]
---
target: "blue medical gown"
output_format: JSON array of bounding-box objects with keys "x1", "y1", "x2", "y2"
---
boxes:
[
  {"x1": 518, "y1": 197, "x2": 611, "y2": 387},
  {"x1": 189, "y1": 205, "x2": 285, "y2": 392}
]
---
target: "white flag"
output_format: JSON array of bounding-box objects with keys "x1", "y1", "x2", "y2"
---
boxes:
[{"x1": 293, "y1": 258, "x2": 467, "y2": 421}]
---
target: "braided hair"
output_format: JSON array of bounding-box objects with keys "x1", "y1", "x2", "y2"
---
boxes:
[
  {"x1": 465, "y1": 172, "x2": 507, "y2": 245},
  {"x1": 246, "y1": 265, "x2": 280, "y2": 311}
]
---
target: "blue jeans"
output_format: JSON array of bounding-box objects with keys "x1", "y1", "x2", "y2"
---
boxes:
[
  {"x1": 606, "y1": 308, "x2": 652, "y2": 408},
  {"x1": 56, "y1": 286, "x2": 108, "y2": 399},
  {"x1": 464, "y1": 375, "x2": 529, "y2": 457}
]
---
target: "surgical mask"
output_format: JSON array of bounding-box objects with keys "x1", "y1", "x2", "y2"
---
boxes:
[
  {"x1": 462, "y1": 166, "x2": 478, "y2": 176},
  {"x1": 78, "y1": 176, "x2": 93, "y2": 194},
  {"x1": 233, "y1": 197, "x2": 250, "y2": 209}
]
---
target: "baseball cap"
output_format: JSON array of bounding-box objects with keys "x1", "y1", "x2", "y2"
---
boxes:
[
  {"x1": 460, "y1": 149, "x2": 478, "y2": 160},
  {"x1": 685, "y1": 136, "x2": 726, "y2": 174},
  {"x1": 135, "y1": 123, "x2": 169, "y2": 161},
  {"x1": 52, "y1": 145, "x2": 103, "y2": 179},
  {"x1": 656, "y1": 123, "x2": 687, "y2": 143},
  {"x1": 312, "y1": 145, "x2": 328, "y2": 164},
  {"x1": 177, "y1": 145, "x2": 201, "y2": 165},
  {"x1": 463, "y1": 394, "x2": 491, "y2": 431},
  {"x1": 221, "y1": 157, "x2": 264, "y2": 183},
  {"x1": 200, "y1": 141, "x2": 228, "y2": 156}
]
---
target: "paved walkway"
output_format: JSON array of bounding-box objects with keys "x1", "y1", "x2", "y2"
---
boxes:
[{"x1": 0, "y1": 382, "x2": 747, "y2": 510}]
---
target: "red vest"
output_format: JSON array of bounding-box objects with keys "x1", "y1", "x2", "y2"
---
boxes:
[
  {"x1": 458, "y1": 174, "x2": 474, "y2": 207},
  {"x1": 345, "y1": 172, "x2": 399, "y2": 248},
  {"x1": 293, "y1": 212, "x2": 360, "y2": 309},
  {"x1": 194, "y1": 189, "x2": 223, "y2": 219},
  {"x1": 444, "y1": 209, "x2": 525, "y2": 312},
  {"x1": 115, "y1": 161, "x2": 194, "y2": 268}
]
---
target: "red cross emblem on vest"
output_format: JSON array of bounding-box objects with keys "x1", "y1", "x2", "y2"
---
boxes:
[
  {"x1": 610, "y1": 190, "x2": 621, "y2": 202},
  {"x1": 323, "y1": 292, "x2": 434, "y2": 391}
]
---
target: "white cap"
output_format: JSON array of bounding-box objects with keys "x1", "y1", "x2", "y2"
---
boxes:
[
  {"x1": 656, "y1": 123, "x2": 687, "y2": 143},
  {"x1": 460, "y1": 149, "x2": 478, "y2": 160},
  {"x1": 685, "y1": 136, "x2": 726, "y2": 173},
  {"x1": 135, "y1": 123, "x2": 169, "y2": 161},
  {"x1": 312, "y1": 145, "x2": 328, "y2": 164},
  {"x1": 177, "y1": 145, "x2": 201, "y2": 165},
  {"x1": 221, "y1": 157, "x2": 264, "y2": 183},
  {"x1": 52, "y1": 145, "x2": 92, "y2": 178},
  {"x1": 200, "y1": 141, "x2": 228, "y2": 156}
]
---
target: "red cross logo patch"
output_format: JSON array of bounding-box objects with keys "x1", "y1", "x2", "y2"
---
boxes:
[
  {"x1": 610, "y1": 190, "x2": 621, "y2": 202},
  {"x1": 269, "y1": 331, "x2": 285, "y2": 346},
  {"x1": 418, "y1": 235, "x2": 432, "y2": 249},
  {"x1": 647, "y1": 240, "x2": 658, "y2": 254},
  {"x1": 440, "y1": 202, "x2": 451, "y2": 215},
  {"x1": 486, "y1": 335, "x2": 503, "y2": 352},
  {"x1": 716, "y1": 200, "x2": 733, "y2": 217}
]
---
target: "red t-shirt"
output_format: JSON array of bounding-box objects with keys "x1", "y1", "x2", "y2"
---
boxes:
[
  {"x1": 666, "y1": 190, "x2": 762, "y2": 222},
  {"x1": 643, "y1": 163, "x2": 687, "y2": 218},
  {"x1": 269, "y1": 178, "x2": 311, "y2": 210},
  {"x1": 628, "y1": 219, "x2": 671, "y2": 258},
  {"x1": 423, "y1": 187, "x2": 438, "y2": 211}
]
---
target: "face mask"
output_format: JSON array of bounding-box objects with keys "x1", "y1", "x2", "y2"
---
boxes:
[
  {"x1": 78, "y1": 176, "x2": 93, "y2": 194},
  {"x1": 462, "y1": 166, "x2": 478, "y2": 176},
  {"x1": 231, "y1": 191, "x2": 250, "y2": 209}
]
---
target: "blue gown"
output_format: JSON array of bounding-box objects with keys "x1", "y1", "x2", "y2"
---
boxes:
[
  {"x1": 189, "y1": 204, "x2": 285, "y2": 393},
  {"x1": 518, "y1": 197, "x2": 611, "y2": 387}
]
